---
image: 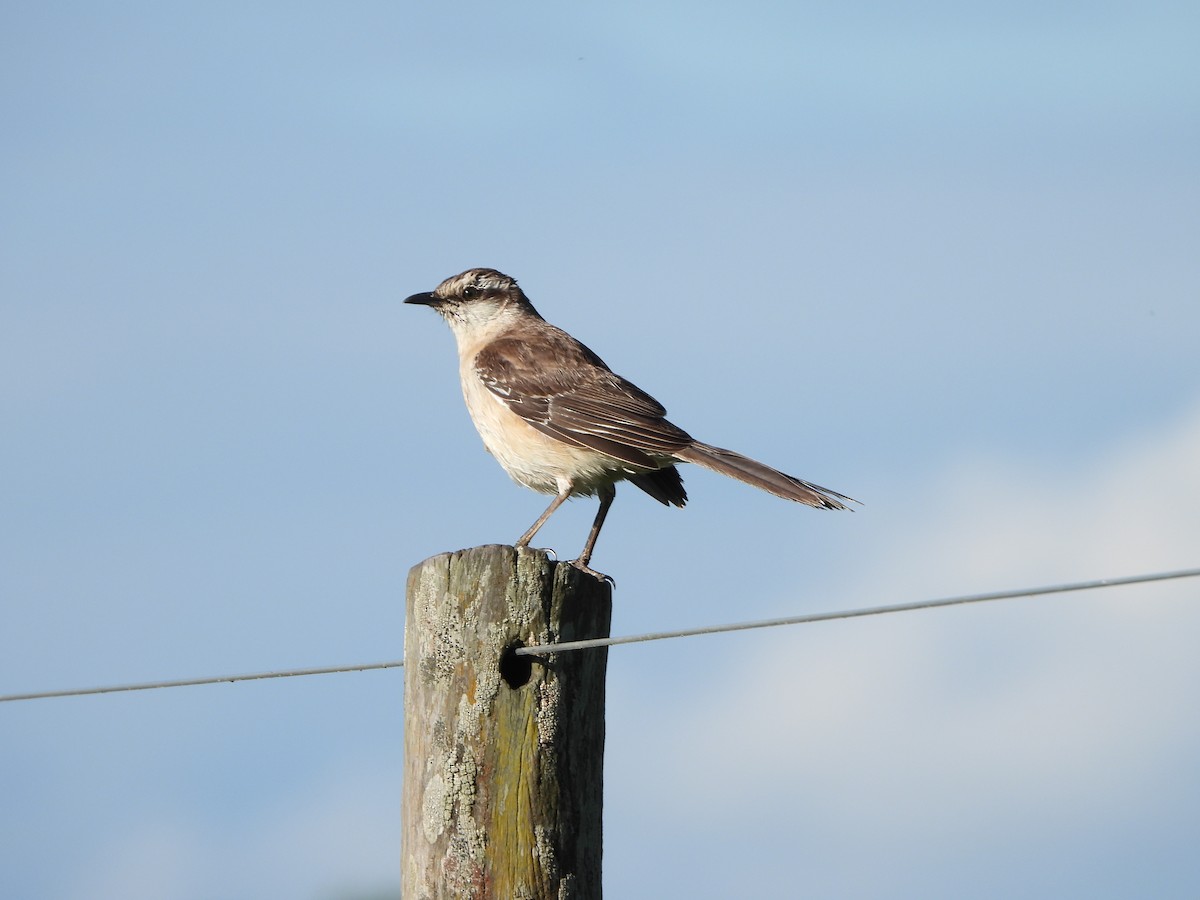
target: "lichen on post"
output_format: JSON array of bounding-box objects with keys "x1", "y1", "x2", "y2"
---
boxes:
[{"x1": 402, "y1": 544, "x2": 611, "y2": 900}]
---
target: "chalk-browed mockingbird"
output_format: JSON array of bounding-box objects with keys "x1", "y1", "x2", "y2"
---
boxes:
[{"x1": 405, "y1": 267, "x2": 854, "y2": 578}]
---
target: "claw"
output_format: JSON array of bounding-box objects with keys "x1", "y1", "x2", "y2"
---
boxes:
[
  {"x1": 569, "y1": 559, "x2": 615, "y2": 587},
  {"x1": 515, "y1": 543, "x2": 558, "y2": 561}
]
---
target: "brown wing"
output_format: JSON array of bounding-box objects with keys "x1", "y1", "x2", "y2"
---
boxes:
[{"x1": 474, "y1": 326, "x2": 693, "y2": 470}]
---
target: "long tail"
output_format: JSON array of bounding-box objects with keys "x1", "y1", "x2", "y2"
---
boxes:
[{"x1": 674, "y1": 441, "x2": 856, "y2": 510}]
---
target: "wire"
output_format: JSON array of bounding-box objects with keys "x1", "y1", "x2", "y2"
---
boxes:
[
  {"x1": 513, "y1": 566, "x2": 1200, "y2": 656},
  {"x1": 0, "y1": 660, "x2": 404, "y2": 703},
  {"x1": 2, "y1": 566, "x2": 1196, "y2": 703}
]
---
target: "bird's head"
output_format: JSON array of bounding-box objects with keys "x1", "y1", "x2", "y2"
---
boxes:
[{"x1": 405, "y1": 268, "x2": 538, "y2": 341}]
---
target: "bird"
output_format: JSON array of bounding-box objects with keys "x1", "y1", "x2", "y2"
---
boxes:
[{"x1": 405, "y1": 267, "x2": 854, "y2": 578}]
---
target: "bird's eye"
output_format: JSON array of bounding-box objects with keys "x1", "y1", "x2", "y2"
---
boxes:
[{"x1": 462, "y1": 285, "x2": 479, "y2": 299}]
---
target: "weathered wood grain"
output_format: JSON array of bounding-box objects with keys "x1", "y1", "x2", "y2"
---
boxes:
[{"x1": 402, "y1": 545, "x2": 612, "y2": 899}]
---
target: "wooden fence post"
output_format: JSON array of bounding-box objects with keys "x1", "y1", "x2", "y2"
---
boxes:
[{"x1": 402, "y1": 544, "x2": 612, "y2": 899}]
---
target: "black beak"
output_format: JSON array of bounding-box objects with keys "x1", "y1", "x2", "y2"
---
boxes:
[{"x1": 404, "y1": 291, "x2": 439, "y2": 306}]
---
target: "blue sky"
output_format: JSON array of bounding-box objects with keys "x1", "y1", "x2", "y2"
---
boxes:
[{"x1": 2, "y1": 3, "x2": 1199, "y2": 898}]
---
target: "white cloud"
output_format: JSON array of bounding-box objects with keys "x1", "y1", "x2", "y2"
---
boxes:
[{"x1": 611, "y1": 399, "x2": 1200, "y2": 870}]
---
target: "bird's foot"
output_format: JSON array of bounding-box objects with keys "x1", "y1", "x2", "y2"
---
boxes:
[
  {"x1": 569, "y1": 558, "x2": 615, "y2": 587},
  {"x1": 514, "y1": 542, "x2": 557, "y2": 561}
]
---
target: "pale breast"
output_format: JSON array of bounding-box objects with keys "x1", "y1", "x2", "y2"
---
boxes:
[{"x1": 458, "y1": 359, "x2": 626, "y2": 497}]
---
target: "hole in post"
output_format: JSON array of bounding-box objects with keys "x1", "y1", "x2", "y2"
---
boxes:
[{"x1": 500, "y1": 640, "x2": 533, "y2": 689}]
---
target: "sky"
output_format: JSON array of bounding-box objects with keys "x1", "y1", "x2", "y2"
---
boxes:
[{"x1": 2, "y1": 2, "x2": 1199, "y2": 898}]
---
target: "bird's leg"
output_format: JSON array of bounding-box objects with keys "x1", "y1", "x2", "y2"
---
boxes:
[
  {"x1": 516, "y1": 485, "x2": 572, "y2": 548},
  {"x1": 571, "y1": 484, "x2": 616, "y2": 580}
]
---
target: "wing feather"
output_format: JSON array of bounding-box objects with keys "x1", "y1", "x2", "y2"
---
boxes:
[{"x1": 475, "y1": 330, "x2": 692, "y2": 468}]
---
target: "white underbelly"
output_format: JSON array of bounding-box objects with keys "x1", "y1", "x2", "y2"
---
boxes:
[{"x1": 459, "y1": 365, "x2": 635, "y2": 497}]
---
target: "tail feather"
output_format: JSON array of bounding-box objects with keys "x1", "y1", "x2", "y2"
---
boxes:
[
  {"x1": 675, "y1": 441, "x2": 855, "y2": 510},
  {"x1": 627, "y1": 465, "x2": 688, "y2": 508}
]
